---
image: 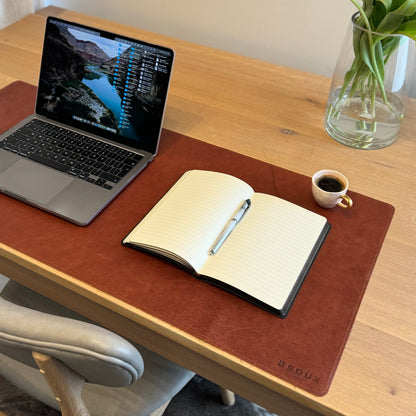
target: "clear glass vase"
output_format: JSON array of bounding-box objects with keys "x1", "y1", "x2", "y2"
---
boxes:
[{"x1": 325, "y1": 12, "x2": 415, "y2": 150}]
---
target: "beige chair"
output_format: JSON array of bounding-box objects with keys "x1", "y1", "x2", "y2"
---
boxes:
[{"x1": 0, "y1": 279, "x2": 234, "y2": 416}]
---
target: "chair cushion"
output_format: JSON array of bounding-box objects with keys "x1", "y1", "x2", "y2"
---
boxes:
[
  {"x1": 0, "y1": 280, "x2": 195, "y2": 415},
  {"x1": 0, "y1": 350, "x2": 194, "y2": 416},
  {"x1": 0, "y1": 283, "x2": 144, "y2": 387}
]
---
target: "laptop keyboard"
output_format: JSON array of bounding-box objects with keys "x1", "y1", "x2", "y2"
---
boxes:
[{"x1": 0, "y1": 119, "x2": 143, "y2": 190}]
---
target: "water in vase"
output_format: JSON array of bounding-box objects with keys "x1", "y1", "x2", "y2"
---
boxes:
[{"x1": 325, "y1": 87, "x2": 404, "y2": 150}]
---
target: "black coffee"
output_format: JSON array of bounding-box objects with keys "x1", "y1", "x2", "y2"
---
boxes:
[{"x1": 317, "y1": 176, "x2": 344, "y2": 192}]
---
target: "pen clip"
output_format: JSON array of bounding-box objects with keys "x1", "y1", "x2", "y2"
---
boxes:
[
  {"x1": 234, "y1": 199, "x2": 251, "y2": 223},
  {"x1": 209, "y1": 199, "x2": 251, "y2": 256}
]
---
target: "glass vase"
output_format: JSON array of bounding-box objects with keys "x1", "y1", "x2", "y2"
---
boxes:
[{"x1": 325, "y1": 12, "x2": 415, "y2": 150}]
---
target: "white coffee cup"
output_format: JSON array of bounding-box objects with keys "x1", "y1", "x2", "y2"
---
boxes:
[{"x1": 312, "y1": 170, "x2": 353, "y2": 209}]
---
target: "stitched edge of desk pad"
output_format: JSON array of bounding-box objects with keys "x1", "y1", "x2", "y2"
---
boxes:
[{"x1": 0, "y1": 81, "x2": 394, "y2": 396}]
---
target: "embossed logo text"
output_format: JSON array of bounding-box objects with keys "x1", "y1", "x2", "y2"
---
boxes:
[{"x1": 278, "y1": 360, "x2": 319, "y2": 384}]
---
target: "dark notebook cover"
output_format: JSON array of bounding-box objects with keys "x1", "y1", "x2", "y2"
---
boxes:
[{"x1": 123, "y1": 170, "x2": 331, "y2": 319}]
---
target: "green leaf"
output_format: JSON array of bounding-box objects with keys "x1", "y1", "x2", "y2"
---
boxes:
[
  {"x1": 375, "y1": 0, "x2": 393, "y2": 13},
  {"x1": 391, "y1": 0, "x2": 416, "y2": 16},
  {"x1": 391, "y1": 0, "x2": 409, "y2": 11},
  {"x1": 407, "y1": 9, "x2": 416, "y2": 20},
  {"x1": 374, "y1": 13, "x2": 404, "y2": 35},
  {"x1": 395, "y1": 19, "x2": 416, "y2": 38},
  {"x1": 357, "y1": 26, "x2": 390, "y2": 104},
  {"x1": 383, "y1": 36, "x2": 402, "y2": 62},
  {"x1": 363, "y1": 0, "x2": 375, "y2": 16},
  {"x1": 353, "y1": 25, "x2": 364, "y2": 56},
  {"x1": 364, "y1": 0, "x2": 375, "y2": 9},
  {"x1": 343, "y1": 1, "x2": 407, "y2": 112},
  {"x1": 374, "y1": 41, "x2": 385, "y2": 82},
  {"x1": 375, "y1": 13, "x2": 406, "y2": 33},
  {"x1": 370, "y1": 1, "x2": 387, "y2": 30},
  {"x1": 359, "y1": 32, "x2": 375, "y2": 73},
  {"x1": 373, "y1": 0, "x2": 416, "y2": 36},
  {"x1": 351, "y1": 0, "x2": 375, "y2": 32},
  {"x1": 372, "y1": 2, "x2": 388, "y2": 28}
]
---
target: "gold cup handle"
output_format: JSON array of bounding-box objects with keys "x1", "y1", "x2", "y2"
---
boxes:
[{"x1": 337, "y1": 194, "x2": 353, "y2": 209}]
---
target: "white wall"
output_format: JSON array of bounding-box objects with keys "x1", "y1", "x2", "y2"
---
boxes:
[
  {"x1": 0, "y1": 0, "x2": 34, "y2": 28},
  {"x1": 41, "y1": 0, "x2": 357, "y2": 77}
]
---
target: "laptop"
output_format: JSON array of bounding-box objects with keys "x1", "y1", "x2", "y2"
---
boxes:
[{"x1": 0, "y1": 17, "x2": 174, "y2": 226}]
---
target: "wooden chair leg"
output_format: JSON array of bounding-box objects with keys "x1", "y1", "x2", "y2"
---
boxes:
[
  {"x1": 220, "y1": 387, "x2": 236, "y2": 406},
  {"x1": 32, "y1": 352, "x2": 90, "y2": 416},
  {"x1": 148, "y1": 400, "x2": 171, "y2": 416}
]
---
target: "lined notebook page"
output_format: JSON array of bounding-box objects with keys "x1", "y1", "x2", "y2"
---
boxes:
[
  {"x1": 124, "y1": 170, "x2": 253, "y2": 271},
  {"x1": 200, "y1": 193, "x2": 327, "y2": 310}
]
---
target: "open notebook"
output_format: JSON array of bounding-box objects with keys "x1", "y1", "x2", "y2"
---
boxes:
[{"x1": 123, "y1": 170, "x2": 330, "y2": 317}]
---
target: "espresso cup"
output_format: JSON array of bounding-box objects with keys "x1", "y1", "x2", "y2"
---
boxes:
[{"x1": 312, "y1": 170, "x2": 353, "y2": 209}]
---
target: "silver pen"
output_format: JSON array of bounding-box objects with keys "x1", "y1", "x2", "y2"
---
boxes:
[{"x1": 209, "y1": 199, "x2": 251, "y2": 255}]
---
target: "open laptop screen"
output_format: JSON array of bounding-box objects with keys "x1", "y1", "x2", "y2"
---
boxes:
[{"x1": 36, "y1": 17, "x2": 174, "y2": 154}]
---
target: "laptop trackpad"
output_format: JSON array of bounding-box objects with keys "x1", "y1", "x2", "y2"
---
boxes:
[{"x1": 0, "y1": 159, "x2": 73, "y2": 204}]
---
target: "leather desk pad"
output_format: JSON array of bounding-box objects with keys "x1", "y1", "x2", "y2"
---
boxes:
[{"x1": 0, "y1": 82, "x2": 394, "y2": 396}]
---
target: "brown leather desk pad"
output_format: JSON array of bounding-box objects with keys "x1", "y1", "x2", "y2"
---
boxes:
[{"x1": 0, "y1": 82, "x2": 394, "y2": 396}]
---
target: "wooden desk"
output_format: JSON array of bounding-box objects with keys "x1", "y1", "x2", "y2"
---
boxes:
[{"x1": 0, "y1": 7, "x2": 415, "y2": 416}]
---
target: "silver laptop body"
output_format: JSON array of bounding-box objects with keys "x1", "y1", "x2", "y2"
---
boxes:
[{"x1": 0, "y1": 17, "x2": 174, "y2": 226}]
